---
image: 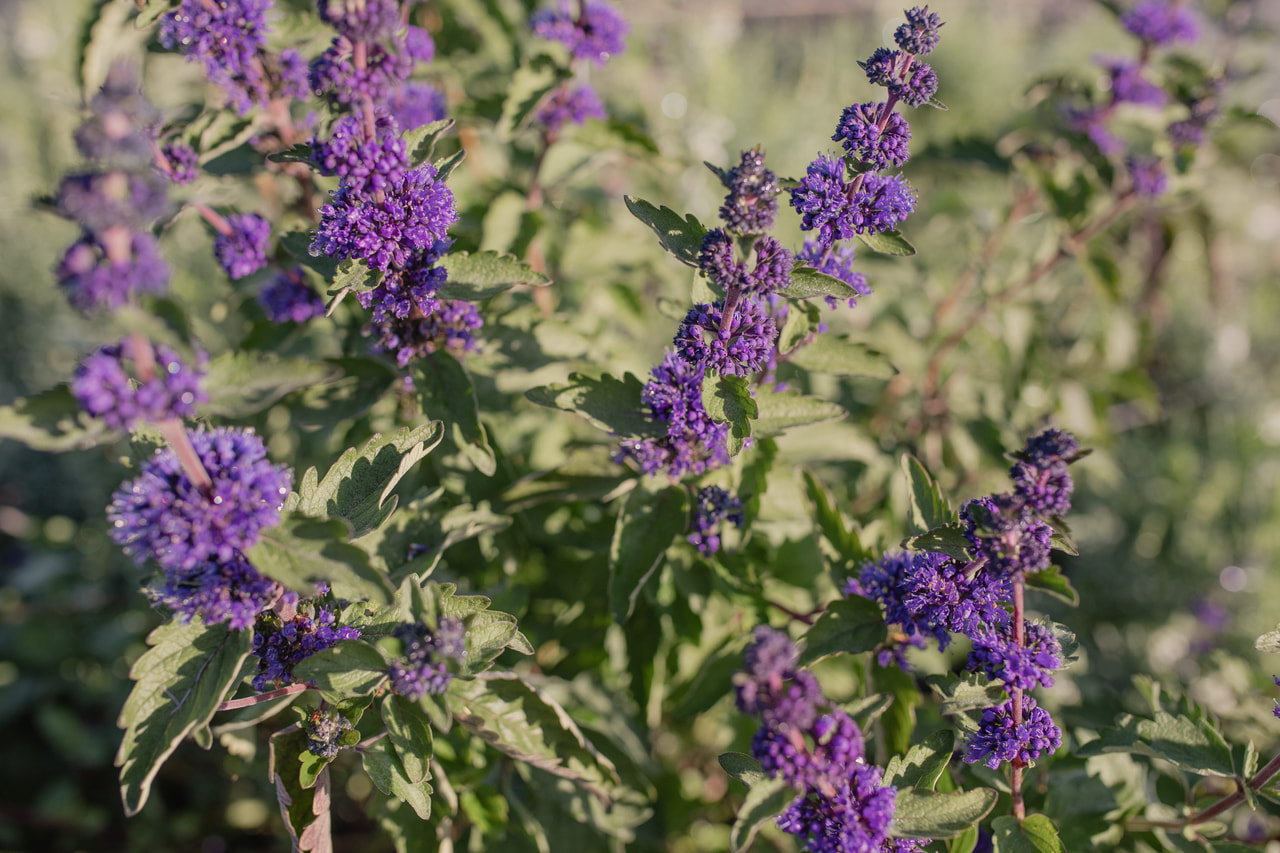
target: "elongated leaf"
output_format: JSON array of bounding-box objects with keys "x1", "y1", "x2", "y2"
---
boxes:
[
  {"x1": 362, "y1": 736, "x2": 434, "y2": 819},
  {"x1": 437, "y1": 250, "x2": 550, "y2": 300},
  {"x1": 780, "y1": 266, "x2": 861, "y2": 300},
  {"x1": 0, "y1": 384, "x2": 108, "y2": 452},
  {"x1": 788, "y1": 335, "x2": 896, "y2": 378},
  {"x1": 802, "y1": 470, "x2": 866, "y2": 565},
  {"x1": 856, "y1": 229, "x2": 917, "y2": 256},
  {"x1": 403, "y1": 118, "x2": 455, "y2": 165},
  {"x1": 451, "y1": 674, "x2": 622, "y2": 803},
  {"x1": 991, "y1": 815, "x2": 1066, "y2": 853},
  {"x1": 928, "y1": 673, "x2": 1008, "y2": 715},
  {"x1": 413, "y1": 354, "x2": 495, "y2": 476},
  {"x1": 117, "y1": 619, "x2": 252, "y2": 815},
  {"x1": 882, "y1": 730, "x2": 955, "y2": 791},
  {"x1": 281, "y1": 230, "x2": 341, "y2": 281},
  {"x1": 381, "y1": 695, "x2": 434, "y2": 785},
  {"x1": 248, "y1": 518, "x2": 393, "y2": 604},
  {"x1": 798, "y1": 596, "x2": 887, "y2": 665},
  {"x1": 903, "y1": 454, "x2": 955, "y2": 535},
  {"x1": 731, "y1": 774, "x2": 795, "y2": 853},
  {"x1": 201, "y1": 351, "x2": 339, "y2": 418},
  {"x1": 753, "y1": 387, "x2": 847, "y2": 437},
  {"x1": 623, "y1": 196, "x2": 708, "y2": 266},
  {"x1": 1075, "y1": 711, "x2": 1235, "y2": 777},
  {"x1": 434, "y1": 148, "x2": 466, "y2": 182},
  {"x1": 905, "y1": 523, "x2": 971, "y2": 560},
  {"x1": 268, "y1": 143, "x2": 314, "y2": 164},
  {"x1": 718, "y1": 752, "x2": 768, "y2": 787},
  {"x1": 609, "y1": 479, "x2": 689, "y2": 623},
  {"x1": 135, "y1": 0, "x2": 172, "y2": 29},
  {"x1": 292, "y1": 640, "x2": 388, "y2": 697},
  {"x1": 497, "y1": 56, "x2": 570, "y2": 139},
  {"x1": 701, "y1": 373, "x2": 756, "y2": 456},
  {"x1": 436, "y1": 583, "x2": 524, "y2": 673},
  {"x1": 525, "y1": 372, "x2": 665, "y2": 440},
  {"x1": 891, "y1": 788, "x2": 997, "y2": 839},
  {"x1": 289, "y1": 423, "x2": 444, "y2": 538},
  {"x1": 270, "y1": 728, "x2": 333, "y2": 852}
]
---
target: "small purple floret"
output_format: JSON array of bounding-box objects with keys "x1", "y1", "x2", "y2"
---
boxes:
[
  {"x1": 834, "y1": 102, "x2": 911, "y2": 170},
  {"x1": 536, "y1": 83, "x2": 607, "y2": 135},
  {"x1": 213, "y1": 212, "x2": 271, "y2": 280},
  {"x1": 964, "y1": 697, "x2": 1062, "y2": 769},
  {"x1": 895, "y1": 6, "x2": 944, "y2": 56}
]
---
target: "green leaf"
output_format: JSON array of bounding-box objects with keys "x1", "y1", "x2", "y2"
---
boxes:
[
  {"x1": 717, "y1": 754, "x2": 798, "y2": 853},
  {"x1": 798, "y1": 597, "x2": 887, "y2": 665},
  {"x1": 891, "y1": 788, "x2": 998, "y2": 839},
  {"x1": 902, "y1": 454, "x2": 955, "y2": 535},
  {"x1": 623, "y1": 196, "x2": 708, "y2": 267},
  {"x1": 855, "y1": 229, "x2": 917, "y2": 256},
  {"x1": 991, "y1": 815, "x2": 1066, "y2": 853},
  {"x1": 267, "y1": 143, "x2": 313, "y2": 164},
  {"x1": 875, "y1": 662, "x2": 921, "y2": 756},
  {"x1": 752, "y1": 387, "x2": 847, "y2": 437},
  {"x1": 413, "y1": 353, "x2": 496, "y2": 476},
  {"x1": 951, "y1": 825, "x2": 980, "y2": 853},
  {"x1": 1026, "y1": 564, "x2": 1080, "y2": 606},
  {"x1": 248, "y1": 518, "x2": 393, "y2": 604},
  {"x1": 291, "y1": 640, "x2": 389, "y2": 698},
  {"x1": 403, "y1": 118, "x2": 455, "y2": 166},
  {"x1": 497, "y1": 56, "x2": 571, "y2": 139},
  {"x1": 135, "y1": 0, "x2": 173, "y2": 28},
  {"x1": 326, "y1": 259, "x2": 382, "y2": 310},
  {"x1": 802, "y1": 470, "x2": 866, "y2": 565},
  {"x1": 381, "y1": 694, "x2": 435, "y2": 785},
  {"x1": 289, "y1": 423, "x2": 445, "y2": 539},
  {"x1": 450, "y1": 674, "x2": 623, "y2": 804},
  {"x1": 0, "y1": 384, "x2": 108, "y2": 452},
  {"x1": 362, "y1": 736, "x2": 434, "y2": 820},
  {"x1": 436, "y1": 250, "x2": 551, "y2": 301},
  {"x1": 1075, "y1": 711, "x2": 1236, "y2": 777},
  {"x1": 882, "y1": 730, "x2": 956, "y2": 791},
  {"x1": 116, "y1": 619, "x2": 252, "y2": 815},
  {"x1": 201, "y1": 351, "x2": 339, "y2": 418},
  {"x1": 776, "y1": 302, "x2": 815, "y2": 354},
  {"x1": 525, "y1": 372, "x2": 666, "y2": 440},
  {"x1": 269, "y1": 728, "x2": 332, "y2": 850},
  {"x1": 788, "y1": 335, "x2": 896, "y2": 378},
  {"x1": 905, "y1": 523, "x2": 971, "y2": 560},
  {"x1": 1256, "y1": 625, "x2": 1280, "y2": 654},
  {"x1": 436, "y1": 583, "x2": 523, "y2": 673},
  {"x1": 434, "y1": 148, "x2": 466, "y2": 182},
  {"x1": 609, "y1": 479, "x2": 689, "y2": 623},
  {"x1": 718, "y1": 752, "x2": 768, "y2": 787},
  {"x1": 281, "y1": 230, "x2": 341, "y2": 281},
  {"x1": 780, "y1": 267, "x2": 862, "y2": 300},
  {"x1": 928, "y1": 673, "x2": 1008, "y2": 715},
  {"x1": 701, "y1": 373, "x2": 756, "y2": 456}
]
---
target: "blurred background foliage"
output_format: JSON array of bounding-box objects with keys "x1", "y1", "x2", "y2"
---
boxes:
[{"x1": 1, "y1": 0, "x2": 1278, "y2": 849}]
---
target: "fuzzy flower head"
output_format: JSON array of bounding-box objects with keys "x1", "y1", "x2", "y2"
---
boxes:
[
  {"x1": 388, "y1": 617, "x2": 468, "y2": 699},
  {"x1": 108, "y1": 426, "x2": 292, "y2": 572},
  {"x1": 57, "y1": 231, "x2": 170, "y2": 313},
  {"x1": 1128, "y1": 155, "x2": 1168, "y2": 198},
  {"x1": 616, "y1": 351, "x2": 731, "y2": 479},
  {"x1": 251, "y1": 593, "x2": 360, "y2": 691},
  {"x1": 961, "y1": 496, "x2": 1053, "y2": 579},
  {"x1": 58, "y1": 172, "x2": 169, "y2": 234},
  {"x1": 790, "y1": 153, "x2": 850, "y2": 247},
  {"x1": 310, "y1": 36, "x2": 413, "y2": 107},
  {"x1": 536, "y1": 83, "x2": 607, "y2": 135},
  {"x1": 688, "y1": 485, "x2": 744, "y2": 555},
  {"x1": 214, "y1": 212, "x2": 271, "y2": 280},
  {"x1": 311, "y1": 114, "x2": 408, "y2": 197},
  {"x1": 719, "y1": 148, "x2": 781, "y2": 235},
  {"x1": 674, "y1": 298, "x2": 777, "y2": 377},
  {"x1": 160, "y1": 0, "x2": 271, "y2": 114},
  {"x1": 355, "y1": 242, "x2": 450, "y2": 323},
  {"x1": 303, "y1": 709, "x2": 355, "y2": 759},
  {"x1": 853, "y1": 173, "x2": 917, "y2": 235},
  {"x1": 74, "y1": 64, "x2": 158, "y2": 167},
  {"x1": 777, "y1": 763, "x2": 909, "y2": 853},
  {"x1": 1099, "y1": 57, "x2": 1168, "y2": 107},
  {"x1": 368, "y1": 298, "x2": 482, "y2": 366},
  {"x1": 73, "y1": 339, "x2": 206, "y2": 431},
  {"x1": 1121, "y1": 0, "x2": 1200, "y2": 46},
  {"x1": 968, "y1": 622, "x2": 1062, "y2": 691},
  {"x1": 150, "y1": 553, "x2": 279, "y2": 630},
  {"x1": 317, "y1": 0, "x2": 401, "y2": 40},
  {"x1": 390, "y1": 82, "x2": 448, "y2": 132},
  {"x1": 864, "y1": 47, "x2": 939, "y2": 107},
  {"x1": 259, "y1": 268, "x2": 326, "y2": 324},
  {"x1": 964, "y1": 697, "x2": 1062, "y2": 770},
  {"x1": 159, "y1": 141, "x2": 199, "y2": 185},
  {"x1": 834, "y1": 103, "x2": 911, "y2": 170},
  {"x1": 529, "y1": 1, "x2": 628, "y2": 66},
  {"x1": 895, "y1": 6, "x2": 944, "y2": 56}
]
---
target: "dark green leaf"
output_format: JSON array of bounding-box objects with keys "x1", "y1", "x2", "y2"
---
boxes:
[
  {"x1": 413, "y1": 353, "x2": 495, "y2": 476},
  {"x1": 951, "y1": 825, "x2": 980, "y2": 853},
  {"x1": 903, "y1": 454, "x2": 955, "y2": 536},
  {"x1": 788, "y1": 335, "x2": 896, "y2": 378},
  {"x1": 268, "y1": 143, "x2": 313, "y2": 164},
  {"x1": 248, "y1": 518, "x2": 393, "y2": 604},
  {"x1": 201, "y1": 352, "x2": 339, "y2": 418},
  {"x1": 905, "y1": 523, "x2": 971, "y2": 560},
  {"x1": 326, "y1": 259, "x2": 382, "y2": 310},
  {"x1": 701, "y1": 373, "x2": 756, "y2": 456},
  {"x1": 752, "y1": 387, "x2": 847, "y2": 437},
  {"x1": 891, "y1": 788, "x2": 997, "y2": 839},
  {"x1": 0, "y1": 384, "x2": 108, "y2": 452},
  {"x1": 381, "y1": 694, "x2": 434, "y2": 785},
  {"x1": 882, "y1": 730, "x2": 955, "y2": 791},
  {"x1": 362, "y1": 736, "x2": 433, "y2": 819},
  {"x1": 798, "y1": 597, "x2": 887, "y2": 665},
  {"x1": 434, "y1": 148, "x2": 466, "y2": 182},
  {"x1": 1026, "y1": 564, "x2": 1080, "y2": 606},
  {"x1": 780, "y1": 266, "x2": 862, "y2": 300},
  {"x1": 525, "y1": 372, "x2": 665, "y2": 440},
  {"x1": 623, "y1": 196, "x2": 708, "y2": 267},
  {"x1": 403, "y1": 118, "x2": 455, "y2": 166},
  {"x1": 731, "y1": 775, "x2": 795, "y2": 853},
  {"x1": 281, "y1": 230, "x2": 341, "y2": 281},
  {"x1": 436, "y1": 583, "x2": 523, "y2": 673},
  {"x1": 116, "y1": 619, "x2": 252, "y2": 815},
  {"x1": 704, "y1": 160, "x2": 732, "y2": 187},
  {"x1": 928, "y1": 673, "x2": 1008, "y2": 715},
  {"x1": 289, "y1": 423, "x2": 444, "y2": 539},
  {"x1": 874, "y1": 663, "x2": 921, "y2": 755},
  {"x1": 991, "y1": 815, "x2": 1066, "y2": 853},
  {"x1": 802, "y1": 470, "x2": 866, "y2": 565},
  {"x1": 609, "y1": 480, "x2": 689, "y2": 623},
  {"x1": 1075, "y1": 711, "x2": 1235, "y2": 777},
  {"x1": 436, "y1": 250, "x2": 550, "y2": 301},
  {"x1": 299, "y1": 748, "x2": 335, "y2": 791},
  {"x1": 291, "y1": 640, "x2": 388, "y2": 698},
  {"x1": 855, "y1": 229, "x2": 916, "y2": 256}
]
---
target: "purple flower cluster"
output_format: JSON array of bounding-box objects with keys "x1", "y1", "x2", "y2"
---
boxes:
[
  {"x1": 734, "y1": 627, "x2": 927, "y2": 853},
  {"x1": 72, "y1": 338, "x2": 206, "y2": 431},
  {"x1": 151, "y1": 553, "x2": 279, "y2": 630},
  {"x1": 674, "y1": 299, "x2": 777, "y2": 378},
  {"x1": 894, "y1": 5, "x2": 943, "y2": 56},
  {"x1": 796, "y1": 242, "x2": 871, "y2": 309},
  {"x1": 388, "y1": 617, "x2": 468, "y2": 700},
  {"x1": 251, "y1": 589, "x2": 360, "y2": 691},
  {"x1": 791, "y1": 157, "x2": 917, "y2": 247},
  {"x1": 862, "y1": 47, "x2": 938, "y2": 108},
  {"x1": 159, "y1": 0, "x2": 286, "y2": 115},
  {"x1": 718, "y1": 148, "x2": 781, "y2": 236},
  {"x1": 968, "y1": 622, "x2": 1062, "y2": 691},
  {"x1": 535, "y1": 84, "x2": 607, "y2": 136},
  {"x1": 687, "y1": 486, "x2": 744, "y2": 555},
  {"x1": 310, "y1": 36, "x2": 414, "y2": 108},
  {"x1": 964, "y1": 697, "x2": 1063, "y2": 770},
  {"x1": 317, "y1": 0, "x2": 400, "y2": 40},
  {"x1": 616, "y1": 351, "x2": 730, "y2": 479},
  {"x1": 389, "y1": 82, "x2": 448, "y2": 132},
  {"x1": 213, "y1": 212, "x2": 272, "y2": 280},
  {"x1": 159, "y1": 141, "x2": 199, "y2": 185},
  {"x1": 1121, "y1": 0, "x2": 1199, "y2": 46},
  {"x1": 368, "y1": 298, "x2": 483, "y2": 366},
  {"x1": 529, "y1": 1, "x2": 628, "y2": 66},
  {"x1": 303, "y1": 709, "x2": 355, "y2": 759},
  {"x1": 834, "y1": 103, "x2": 911, "y2": 171},
  {"x1": 58, "y1": 232, "x2": 170, "y2": 313},
  {"x1": 259, "y1": 268, "x2": 327, "y2": 324},
  {"x1": 311, "y1": 115, "x2": 408, "y2": 196},
  {"x1": 73, "y1": 68, "x2": 158, "y2": 167}
]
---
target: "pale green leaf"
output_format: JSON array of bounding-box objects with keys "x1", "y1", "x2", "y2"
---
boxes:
[{"x1": 609, "y1": 479, "x2": 688, "y2": 623}]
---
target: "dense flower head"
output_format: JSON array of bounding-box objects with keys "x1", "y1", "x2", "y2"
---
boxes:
[
  {"x1": 1128, "y1": 155, "x2": 1168, "y2": 197},
  {"x1": 251, "y1": 595, "x2": 360, "y2": 691},
  {"x1": 213, "y1": 212, "x2": 272, "y2": 280},
  {"x1": 617, "y1": 351, "x2": 730, "y2": 479},
  {"x1": 57, "y1": 231, "x2": 170, "y2": 312},
  {"x1": 1020, "y1": 428, "x2": 1080, "y2": 467},
  {"x1": 698, "y1": 229, "x2": 744, "y2": 290},
  {"x1": 1121, "y1": 0, "x2": 1200, "y2": 46},
  {"x1": 847, "y1": 550, "x2": 1010, "y2": 651},
  {"x1": 390, "y1": 82, "x2": 448, "y2": 131},
  {"x1": 355, "y1": 241, "x2": 450, "y2": 322},
  {"x1": 834, "y1": 103, "x2": 911, "y2": 170},
  {"x1": 719, "y1": 148, "x2": 781, "y2": 235},
  {"x1": 687, "y1": 485, "x2": 744, "y2": 555},
  {"x1": 160, "y1": 0, "x2": 271, "y2": 114},
  {"x1": 969, "y1": 622, "x2": 1062, "y2": 691},
  {"x1": 737, "y1": 625, "x2": 798, "y2": 711},
  {"x1": 108, "y1": 426, "x2": 292, "y2": 572},
  {"x1": 790, "y1": 153, "x2": 849, "y2": 247},
  {"x1": 529, "y1": 1, "x2": 628, "y2": 66},
  {"x1": 405, "y1": 25, "x2": 436, "y2": 63},
  {"x1": 796, "y1": 241, "x2": 872, "y2": 309},
  {"x1": 311, "y1": 115, "x2": 408, "y2": 196},
  {"x1": 317, "y1": 0, "x2": 401, "y2": 40},
  {"x1": 369, "y1": 298, "x2": 483, "y2": 366},
  {"x1": 853, "y1": 173, "x2": 917, "y2": 234},
  {"x1": 73, "y1": 339, "x2": 206, "y2": 431},
  {"x1": 74, "y1": 65, "x2": 157, "y2": 166},
  {"x1": 159, "y1": 141, "x2": 199, "y2": 185},
  {"x1": 310, "y1": 37, "x2": 413, "y2": 107},
  {"x1": 961, "y1": 496, "x2": 1053, "y2": 578},
  {"x1": 276, "y1": 49, "x2": 311, "y2": 100},
  {"x1": 895, "y1": 6, "x2": 944, "y2": 56},
  {"x1": 674, "y1": 298, "x2": 777, "y2": 377},
  {"x1": 388, "y1": 617, "x2": 468, "y2": 699},
  {"x1": 303, "y1": 710, "x2": 355, "y2": 759},
  {"x1": 964, "y1": 697, "x2": 1062, "y2": 769},
  {"x1": 259, "y1": 268, "x2": 326, "y2": 323},
  {"x1": 536, "y1": 83, "x2": 607, "y2": 135},
  {"x1": 150, "y1": 553, "x2": 279, "y2": 630},
  {"x1": 864, "y1": 48, "x2": 938, "y2": 107},
  {"x1": 58, "y1": 171, "x2": 169, "y2": 233},
  {"x1": 744, "y1": 237, "x2": 794, "y2": 296},
  {"x1": 1100, "y1": 58, "x2": 1168, "y2": 107},
  {"x1": 312, "y1": 164, "x2": 457, "y2": 271},
  {"x1": 777, "y1": 763, "x2": 907, "y2": 853}
]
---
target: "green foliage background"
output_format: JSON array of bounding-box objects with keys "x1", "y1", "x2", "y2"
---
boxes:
[{"x1": 1, "y1": 0, "x2": 1278, "y2": 850}]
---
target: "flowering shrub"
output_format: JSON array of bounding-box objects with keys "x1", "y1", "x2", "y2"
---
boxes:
[{"x1": 1, "y1": 1, "x2": 1277, "y2": 851}]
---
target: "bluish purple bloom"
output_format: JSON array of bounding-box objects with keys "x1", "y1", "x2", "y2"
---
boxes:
[
  {"x1": 698, "y1": 228, "x2": 745, "y2": 291},
  {"x1": 311, "y1": 114, "x2": 408, "y2": 196},
  {"x1": 74, "y1": 65, "x2": 157, "y2": 166},
  {"x1": 1121, "y1": 0, "x2": 1200, "y2": 46},
  {"x1": 736, "y1": 625, "x2": 798, "y2": 714},
  {"x1": 303, "y1": 709, "x2": 354, "y2": 758},
  {"x1": 369, "y1": 298, "x2": 483, "y2": 366},
  {"x1": 895, "y1": 6, "x2": 944, "y2": 56},
  {"x1": 159, "y1": 141, "x2": 199, "y2": 185},
  {"x1": 1128, "y1": 155, "x2": 1168, "y2": 197},
  {"x1": 213, "y1": 212, "x2": 271, "y2": 280},
  {"x1": 151, "y1": 552, "x2": 279, "y2": 630},
  {"x1": 834, "y1": 102, "x2": 911, "y2": 170},
  {"x1": 312, "y1": 164, "x2": 457, "y2": 271},
  {"x1": 405, "y1": 25, "x2": 436, "y2": 63},
  {"x1": 58, "y1": 172, "x2": 169, "y2": 233},
  {"x1": 688, "y1": 485, "x2": 744, "y2": 555},
  {"x1": 355, "y1": 241, "x2": 450, "y2": 323},
  {"x1": 864, "y1": 48, "x2": 938, "y2": 107},
  {"x1": 961, "y1": 495, "x2": 1053, "y2": 578},
  {"x1": 388, "y1": 617, "x2": 467, "y2": 699},
  {"x1": 744, "y1": 237, "x2": 793, "y2": 296},
  {"x1": 310, "y1": 36, "x2": 413, "y2": 107},
  {"x1": 1100, "y1": 58, "x2": 1168, "y2": 107},
  {"x1": 964, "y1": 697, "x2": 1062, "y2": 769},
  {"x1": 57, "y1": 231, "x2": 170, "y2": 312},
  {"x1": 529, "y1": 1, "x2": 628, "y2": 67},
  {"x1": 851, "y1": 172, "x2": 917, "y2": 235},
  {"x1": 317, "y1": 0, "x2": 401, "y2": 40},
  {"x1": 616, "y1": 351, "x2": 730, "y2": 479},
  {"x1": 259, "y1": 268, "x2": 326, "y2": 323},
  {"x1": 1168, "y1": 118, "x2": 1205, "y2": 147},
  {"x1": 968, "y1": 622, "x2": 1062, "y2": 691},
  {"x1": 1067, "y1": 106, "x2": 1124, "y2": 155},
  {"x1": 160, "y1": 0, "x2": 271, "y2": 114},
  {"x1": 251, "y1": 594, "x2": 360, "y2": 691},
  {"x1": 1020, "y1": 428, "x2": 1080, "y2": 467},
  {"x1": 674, "y1": 298, "x2": 776, "y2": 377},
  {"x1": 790, "y1": 153, "x2": 851, "y2": 247},
  {"x1": 796, "y1": 241, "x2": 871, "y2": 309},
  {"x1": 390, "y1": 81, "x2": 448, "y2": 131},
  {"x1": 776, "y1": 763, "x2": 907, "y2": 853},
  {"x1": 108, "y1": 426, "x2": 292, "y2": 572},
  {"x1": 73, "y1": 339, "x2": 206, "y2": 431},
  {"x1": 276, "y1": 49, "x2": 311, "y2": 100},
  {"x1": 536, "y1": 83, "x2": 607, "y2": 135},
  {"x1": 719, "y1": 148, "x2": 781, "y2": 236}
]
